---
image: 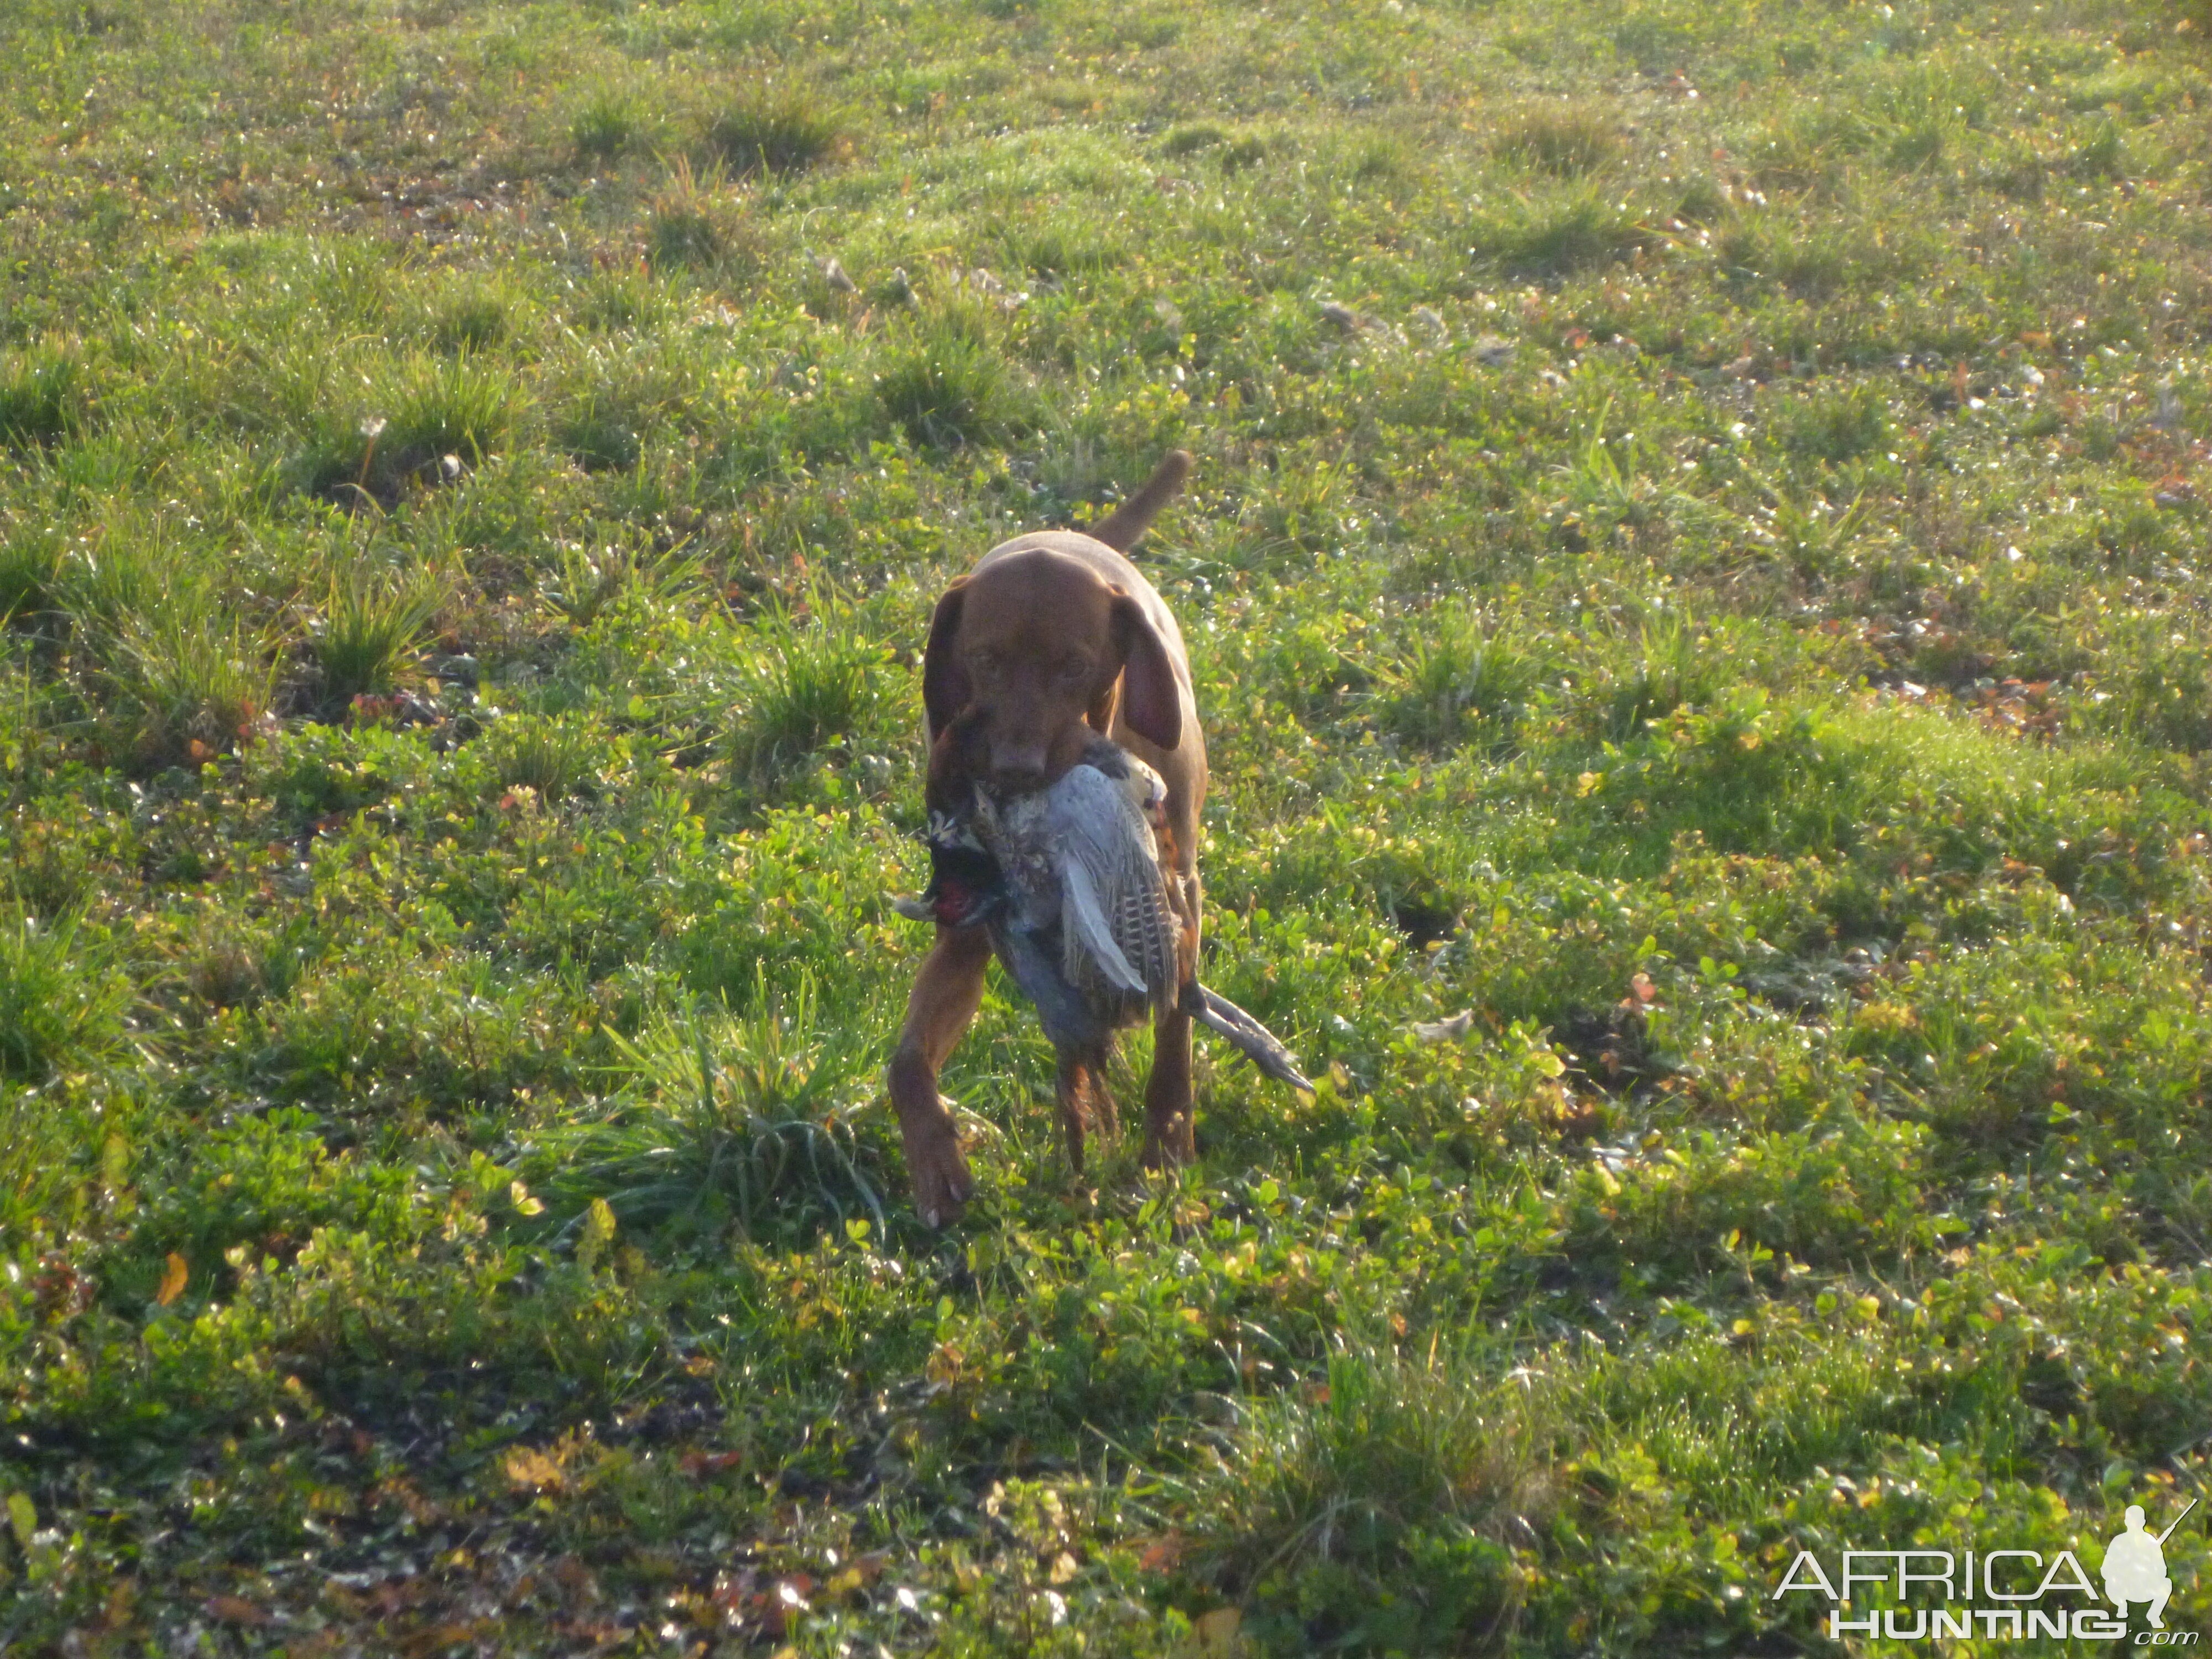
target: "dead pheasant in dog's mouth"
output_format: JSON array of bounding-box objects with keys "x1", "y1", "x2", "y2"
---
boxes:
[{"x1": 895, "y1": 729, "x2": 1312, "y2": 1093}]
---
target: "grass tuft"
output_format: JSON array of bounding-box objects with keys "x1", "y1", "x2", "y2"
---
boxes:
[
  {"x1": 554, "y1": 397, "x2": 644, "y2": 473},
  {"x1": 703, "y1": 85, "x2": 847, "y2": 176},
  {"x1": 311, "y1": 570, "x2": 446, "y2": 711},
  {"x1": 524, "y1": 974, "x2": 885, "y2": 1244},
  {"x1": 1493, "y1": 100, "x2": 1625, "y2": 176},
  {"x1": 644, "y1": 155, "x2": 760, "y2": 273},
  {"x1": 430, "y1": 290, "x2": 512, "y2": 353},
  {"x1": 1173, "y1": 1340, "x2": 1550, "y2": 1642},
  {"x1": 109, "y1": 596, "x2": 280, "y2": 768},
  {"x1": 487, "y1": 712, "x2": 606, "y2": 801},
  {"x1": 0, "y1": 909, "x2": 132, "y2": 1080},
  {"x1": 0, "y1": 526, "x2": 65, "y2": 625},
  {"x1": 0, "y1": 348, "x2": 87, "y2": 450},
  {"x1": 1480, "y1": 184, "x2": 1652, "y2": 276},
  {"x1": 730, "y1": 605, "x2": 893, "y2": 789},
  {"x1": 1001, "y1": 222, "x2": 1113, "y2": 281},
  {"x1": 1778, "y1": 383, "x2": 1892, "y2": 463},
  {"x1": 385, "y1": 352, "x2": 523, "y2": 467},
  {"x1": 1383, "y1": 611, "x2": 1542, "y2": 754},
  {"x1": 570, "y1": 266, "x2": 675, "y2": 332},
  {"x1": 569, "y1": 85, "x2": 653, "y2": 161},
  {"x1": 1599, "y1": 613, "x2": 1729, "y2": 740},
  {"x1": 875, "y1": 317, "x2": 1024, "y2": 449},
  {"x1": 1162, "y1": 122, "x2": 1232, "y2": 157}
]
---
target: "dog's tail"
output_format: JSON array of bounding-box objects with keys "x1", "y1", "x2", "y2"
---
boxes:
[{"x1": 1088, "y1": 449, "x2": 1194, "y2": 552}]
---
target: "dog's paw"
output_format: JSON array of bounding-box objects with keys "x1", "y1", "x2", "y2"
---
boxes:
[
  {"x1": 901, "y1": 1115, "x2": 975, "y2": 1228},
  {"x1": 1140, "y1": 1113, "x2": 1196, "y2": 1170}
]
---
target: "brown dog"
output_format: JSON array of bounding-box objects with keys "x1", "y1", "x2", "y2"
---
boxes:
[{"x1": 889, "y1": 451, "x2": 1203, "y2": 1225}]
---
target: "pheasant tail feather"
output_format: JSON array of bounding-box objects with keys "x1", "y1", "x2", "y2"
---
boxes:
[{"x1": 1188, "y1": 984, "x2": 1314, "y2": 1093}]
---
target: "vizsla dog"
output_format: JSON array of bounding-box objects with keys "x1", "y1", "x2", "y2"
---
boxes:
[{"x1": 889, "y1": 451, "x2": 1203, "y2": 1225}]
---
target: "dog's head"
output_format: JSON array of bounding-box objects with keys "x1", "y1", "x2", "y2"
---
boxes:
[{"x1": 922, "y1": 548, "x2": 1181, "y2": 791}]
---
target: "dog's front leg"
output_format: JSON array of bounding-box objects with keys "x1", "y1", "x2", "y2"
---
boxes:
[
  {"x1": 1142, "y1": 869, "x2": 1202, "y2": 1168},
  {"x1": 889, "y1": 924, "x2": 992, "y2": 1225}
]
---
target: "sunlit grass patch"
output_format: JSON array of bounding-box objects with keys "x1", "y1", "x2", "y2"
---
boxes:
[
  {"x1": 1491, "y1": 100, "x2": 1625, "y2": 176},
  {"x1": 554, "y1": 396, "x2": 643, "y2": 473},
  {"x1": 0, "y1": 909, "x2": 133, "y2": 1081},
  {"x1": 1172, "y1": 1339, "x2": 1552, "y2": 1647},
  {"x1": 521, "y1": 974, "x2": 888, "y2": 1245},
  {"x1": 486, "y1": 711, "x2": 609, "y2": 801},
  {"x1": 0, "y1": 525, "x2": 64, "y2": 625},
  {"x1": 1775, "y1": 382, "x2": 1893, "y2": 463},
  {"x1": 1718, "y1": 217, "x2": 1884, "y2": 299},
  {"x1": 702, "y1": 83, "x2": 848, "y2": 176},
  {"x1": 426, "y1": 286, "x2": 518, "y2": 354},
  {"x1": 1592, "y1": 613, "x2": 1741, "y2": 742},
  {"x1": 310, "y1": 569, "x2": 446, "y2": 712},
  {"x1": 567, "y1": 265, "x2": 677, "y2": 333},
  {"x1": 568, "y1": 83, "x2": 659, "y2": 162},
  {"x1": 998, "y1": 220, "x2": 1115, "y2": 283},
  {"x1": 0, "y1": 1081, "x2": 95, "y2": 1245},
  {"x1": 643, "y1": 155, "x2": 764, "y2": 274},
  {"x1": 49, "y1": 524, "x2": 160, "y2": 640},
  {"x1": 384, "y1": 352, "x2": 524, "y2": 468},
  {"x1": 728, "y1": 603, "x2": 896, "y2": 791},
  {"x1": 1379, "y1": 608, "x2": 1545, "y2": 754},
  {"x1": 2073, "y1": 613, "x2": 2212, "y2": 753},
  {"x1": 1161, "y1": 122, "x2": 1233, "y2": 158},
  {"x1": 875, "y1": 311, "x2": 1029, "y2": 450},
  {"x1": 646, "y1": 201, "x2": 726, "y2": 272},
  {"x1": 1162, "y1": 124, "x2": 1270, "y2": 175},
  {"x1": 0, "y1": 347, "x2": 90, "y2": 450},
  {"x1": 290, "y1": 352, "x2": 528, "y2": 504},
  {"x1": 107, "y1": 595, "x2": 282, "y2": 769},
  {"x1": 536, "y1": 534, "x2": 700, "y2": 632},
  {"x1": 1475, "y1": 183, "x2": 1655, "y2": 277},
  {"x1": 2068, "y1": 112, "x2": 2128, "y2": 179}
]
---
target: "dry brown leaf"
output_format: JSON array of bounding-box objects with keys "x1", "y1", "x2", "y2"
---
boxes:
[{"x1": 204, "y1": 1595, "x2": 270, "y2": 1626}]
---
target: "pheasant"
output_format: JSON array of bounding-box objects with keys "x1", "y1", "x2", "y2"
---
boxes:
[{"x1": 896, "y1": 720, "x2": 1311, "y2": 1092}]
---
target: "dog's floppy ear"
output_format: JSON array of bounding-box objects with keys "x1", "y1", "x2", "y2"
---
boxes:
[
  {"x1": 921, "y1": 578, "x2": 971, "y2": 740},
  {"x1": 1110, "y1": 591, "x2": 1182, "y2": 750}
]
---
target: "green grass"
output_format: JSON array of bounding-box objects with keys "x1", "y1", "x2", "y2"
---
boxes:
[
  {"x1": 0, "y1": 350, "x2": 85, "y2": 451},
  {"x1": 1, "y1": 0, "x2": 2210, "y2": 1650},
  {"x1": 702, "y1": 84, "x2": 849, "y2": 178},
  {"x1": 311, "y1": 568, "x2": 446, "y2": 711},
  {"x1": 0, "y1": 910, "x2": 131, "y2": 1081}
]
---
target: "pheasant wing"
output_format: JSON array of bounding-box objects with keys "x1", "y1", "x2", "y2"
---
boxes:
[{"x1": 1047, "y1": 765, "x2": 1181, "y2": 1010}]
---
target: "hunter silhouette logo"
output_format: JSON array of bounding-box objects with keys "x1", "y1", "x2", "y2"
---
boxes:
[{"x1": 2104, "y1": 1500, "x2": 2195, "y2": 1632}]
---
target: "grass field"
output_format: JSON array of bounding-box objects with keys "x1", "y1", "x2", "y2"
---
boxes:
[{"x1": 3, "y1": 0, "x2": 2211, "y2": 1650}]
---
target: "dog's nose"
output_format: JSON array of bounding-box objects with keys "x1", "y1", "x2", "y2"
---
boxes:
[{"x1": 990, "y1": 742, "x2": 1050, "y2": 791}]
